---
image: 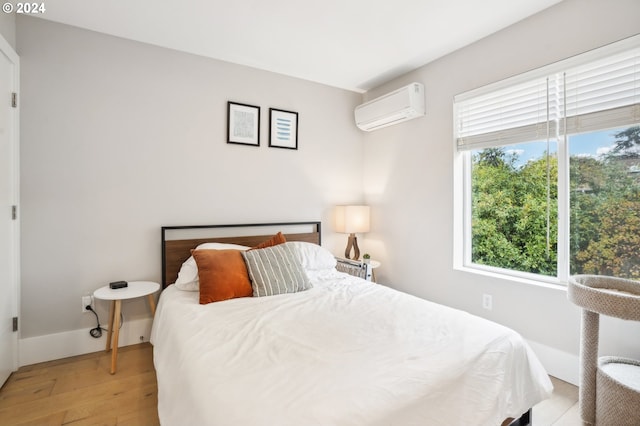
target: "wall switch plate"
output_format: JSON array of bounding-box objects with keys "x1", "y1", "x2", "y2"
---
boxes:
[
  {"x1": 82, "y1": 295, "x2": 93, "y2": 313},
  {"x1": 482, "y1": 294, "x2": 493, "y2": 311}
]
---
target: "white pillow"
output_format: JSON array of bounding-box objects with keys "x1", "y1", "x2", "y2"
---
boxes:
[
  {"x1": 285, "y1": 241, "x2": 337, "y2": 271},
  {"x1": 174, "y1": 242, "x2": 250, "y2": 291}
]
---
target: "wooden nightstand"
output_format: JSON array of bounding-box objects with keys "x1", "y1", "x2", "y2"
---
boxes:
[{"x1": 93, "y1": 281, "x2": 160, "y2": 374}]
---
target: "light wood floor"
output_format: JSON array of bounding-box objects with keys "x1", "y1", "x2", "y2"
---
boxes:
[
  {"x1": 535, "y1": 376, "x2": 581, "y2": 425},
  {"x1": 0, "y1": 343, "x2": 159, "y2": 425},
  {"x1": 0, "y1": 343, "x2": 580, "y2": 425}
]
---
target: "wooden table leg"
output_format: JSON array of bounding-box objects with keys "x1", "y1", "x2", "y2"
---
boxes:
[
  {"x1": 110, "y1": 299, "x2": 122, "y2": 375},
  {"x1": 147, "y1": 294, "x2": 156, "y2": 316},
  {"x1": 106, "y1": 300, "x2": 115, "y2": 352}
]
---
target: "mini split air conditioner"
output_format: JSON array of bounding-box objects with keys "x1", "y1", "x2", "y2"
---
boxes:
[{"x1": 354, "y1": 82, "x2": 425, "y2": 131}]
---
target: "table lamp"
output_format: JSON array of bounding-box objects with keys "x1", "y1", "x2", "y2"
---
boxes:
[{"x1": 335, "y1": 205, "x2": 370, "y2": 260}]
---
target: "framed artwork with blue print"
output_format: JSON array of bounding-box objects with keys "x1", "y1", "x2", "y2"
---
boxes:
[{"x1": 269, "y1": 108, "x2": 298, "y2": 150}]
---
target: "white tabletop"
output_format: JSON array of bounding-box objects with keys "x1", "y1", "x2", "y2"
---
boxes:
[{"x1": 94, "y1": 281, "x2": 160, "y2": 301}]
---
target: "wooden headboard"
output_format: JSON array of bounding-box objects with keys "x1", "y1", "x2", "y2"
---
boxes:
[{"x1": 161, "y1": 222, "x2": 321, "y2": 288}]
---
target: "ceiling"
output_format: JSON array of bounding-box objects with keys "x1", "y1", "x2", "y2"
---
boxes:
[{"x1": 34, "y1": 0, "x2": 563, "y2": 93}]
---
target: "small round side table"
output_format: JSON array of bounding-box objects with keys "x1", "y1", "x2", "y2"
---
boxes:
[
  {"x1": 93, "y1": 281, "x2": 160, "y2": 374},
  {"x1": 369, "y1": 260, "x2": 381, "y2": 282}
]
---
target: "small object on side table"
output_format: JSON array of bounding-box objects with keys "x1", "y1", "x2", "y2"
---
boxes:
[
  {"x1": 335, "y1": 257, "x2": 381, "y2": 283},
  {"x1": 109, "y1": 280, "x2": 128, "y2": 289}
]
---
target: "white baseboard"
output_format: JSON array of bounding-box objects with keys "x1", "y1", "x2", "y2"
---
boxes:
[
  {"x1": 527, "y1": 339, "x2": 579, "y2": 386},
  {"x1": 19, "y1": 318, "x2": 153, "y2": 367}
]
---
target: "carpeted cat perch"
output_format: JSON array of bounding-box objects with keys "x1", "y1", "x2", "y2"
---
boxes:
[{"x1": 568, "y1": 275, "x2": 640, "y2": 425}]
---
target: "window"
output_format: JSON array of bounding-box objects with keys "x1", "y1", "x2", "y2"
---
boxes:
[
  {"x1": 469, "y1": 141, "x2": 559, "y2": 278},
  {"x1": 570, "y1": 128, "x2": 640, "y2": 279},
  {"x1": 455, "y1": 35, "x2": 640, "y2": 284}
]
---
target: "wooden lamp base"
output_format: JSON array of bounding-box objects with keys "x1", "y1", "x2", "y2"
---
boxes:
[{"x1": 344, "y1": 233, "x2": 360, "y2": 260}]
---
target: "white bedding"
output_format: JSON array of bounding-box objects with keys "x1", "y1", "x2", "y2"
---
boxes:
[{"x1": 151, "y1": 270, "x2": 552, "y2": 426}]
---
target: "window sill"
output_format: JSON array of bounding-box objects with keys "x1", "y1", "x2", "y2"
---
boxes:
[{"x1": 454, "y1": 264, "x2": 568, "y2": 293}]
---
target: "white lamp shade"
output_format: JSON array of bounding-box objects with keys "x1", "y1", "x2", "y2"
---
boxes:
[{"x1": 335, "y1": 205, "x2": 370, "y2": 234}]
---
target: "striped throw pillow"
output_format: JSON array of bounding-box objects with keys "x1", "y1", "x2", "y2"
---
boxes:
[{"x1": 242, "y1": 244, "x2": 312, "y2": 297}]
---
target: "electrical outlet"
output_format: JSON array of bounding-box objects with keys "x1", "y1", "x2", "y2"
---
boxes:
[
  {"x1": 482, "y1": 294, "x2": 493, "y2": 311},
  {"x1": 82, "y1": 295, "x2": 93, "y2": 313}
]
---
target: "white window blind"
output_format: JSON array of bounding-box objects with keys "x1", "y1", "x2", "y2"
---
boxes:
[
  {"x1": 455, "y1": 38, "x2": 640, "y2": 151},
  {"x1": 563, "y1": 48, "x2": 640, "y2": 134},
  {"x1": 456, "y1": 77, "x2": 558, "y2": 150}
]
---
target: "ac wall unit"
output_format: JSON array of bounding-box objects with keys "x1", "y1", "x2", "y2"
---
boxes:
[{"x1": 354, "y1": 82, "x2": 425, "y2": 132}]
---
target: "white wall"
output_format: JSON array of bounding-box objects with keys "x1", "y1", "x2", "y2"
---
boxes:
[
  {"x1": 0, "y1": 10, "x2": 15, "y2": 50},
  {"x1": 363, "y1": 0, "x2": 640, "y2": 383},
  {"x1": 16, "y1": 16, "x2": 364, "y2": 355}
]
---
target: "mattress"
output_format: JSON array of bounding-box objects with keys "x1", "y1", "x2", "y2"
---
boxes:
[{"x1": 150, "y1": 270, "x2": 552, "y2": 425}]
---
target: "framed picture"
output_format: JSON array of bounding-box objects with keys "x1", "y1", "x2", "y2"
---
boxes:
[
  {"x1": 227, "y1": 101, "x2": 260, "y2": 146},
  {"x1": 269, "y1": 108, "x2": 298, "y2": 150}
]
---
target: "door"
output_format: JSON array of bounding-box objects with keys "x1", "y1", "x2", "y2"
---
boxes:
[{"x1": 0, "y1": 35, "x2": 19, "y2": 387}]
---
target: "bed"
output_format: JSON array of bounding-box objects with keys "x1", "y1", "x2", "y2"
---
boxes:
[{"x1": 150, "y1": 222, "x2": 553, "y2": 426}]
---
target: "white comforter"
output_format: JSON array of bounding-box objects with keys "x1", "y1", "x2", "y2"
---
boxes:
[{"x1": 151, "y1": 271, "x2": 552, "y2": 426}]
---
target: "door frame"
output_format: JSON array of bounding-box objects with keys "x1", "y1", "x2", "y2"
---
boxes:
[{"x1": 0, "y1": 32, "x2": 20, "y2": 380}]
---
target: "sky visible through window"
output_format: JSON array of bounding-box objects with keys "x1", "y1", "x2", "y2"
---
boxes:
[{"x1": 504, "y1": 128, "x2": 622, "y2": 168}]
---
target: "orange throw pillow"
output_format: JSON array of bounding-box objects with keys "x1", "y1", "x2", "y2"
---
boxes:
[
  {"x1": 192, "y1": 249, "x2": 253, "y2": 304},
  {"x1": 253, "y1": 232, "x2": 287, "y2": 249}
]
